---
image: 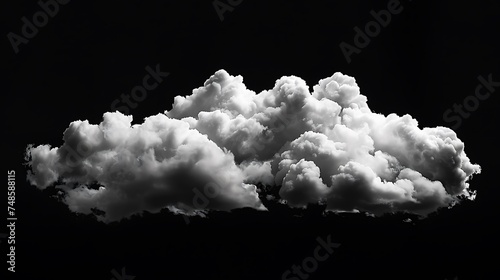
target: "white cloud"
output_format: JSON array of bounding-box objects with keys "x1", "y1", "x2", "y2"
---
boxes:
[
  {"x1": 27, "y1": 112, "x2": 265, "y2": 222},
  {"x1": 26, "y1": 70, "x2": 481, "y2": 222}
]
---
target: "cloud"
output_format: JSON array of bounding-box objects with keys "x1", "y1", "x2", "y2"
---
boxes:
[
  {"x1": 26, "y1": 70, "x2": 481, "y2": 222},
  {"x1": 26, "y1": 112, "x2": 265, "y2": 222}
]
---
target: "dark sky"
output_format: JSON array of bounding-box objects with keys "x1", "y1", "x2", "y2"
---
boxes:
[{"x1": 3, "y1": 0, "x2": 500, "y2": 279}]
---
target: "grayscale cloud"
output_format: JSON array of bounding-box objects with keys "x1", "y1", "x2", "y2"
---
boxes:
[{"x1": 26, "y1": 70, "x2": 481, "y2": 222}]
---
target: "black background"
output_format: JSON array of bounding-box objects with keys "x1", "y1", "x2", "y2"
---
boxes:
[{"x1": 2, "y1": 0, "x2": 499, "y2": 279}]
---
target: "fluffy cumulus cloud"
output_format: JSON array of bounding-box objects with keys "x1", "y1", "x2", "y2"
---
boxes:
[{"x1": 26, "y1": 70, "x2": 481, "y2": 222}]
